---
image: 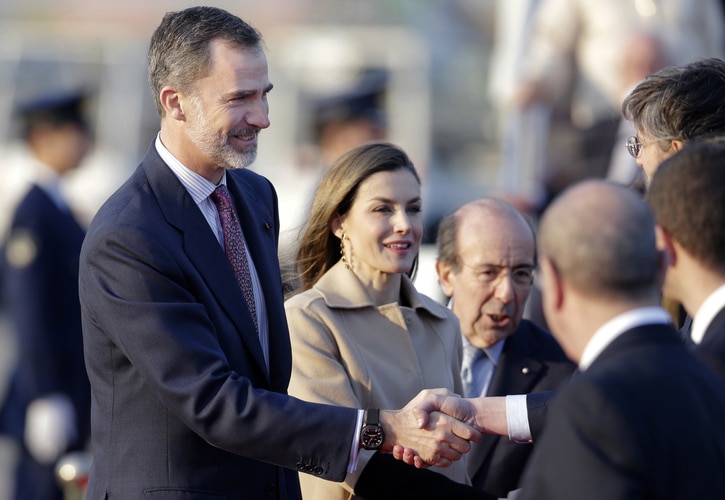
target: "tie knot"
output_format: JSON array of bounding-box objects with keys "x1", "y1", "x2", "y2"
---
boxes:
[
  {"x1": 462, "y1": 343, "x2": 484, "y2": 365},
  {"x1": 210, "y1": 185, "x2": 232, "y2": 209}
]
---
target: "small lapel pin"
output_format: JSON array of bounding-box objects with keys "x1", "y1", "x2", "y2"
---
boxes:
[
  {"x1": 264, "y1": 222, "x2": 272, "y2": 231},
  {"x1": 521, "y1": 367, "x2": 530, "y2": 375}
]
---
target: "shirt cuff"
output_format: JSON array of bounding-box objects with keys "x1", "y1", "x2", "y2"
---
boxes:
[
  {"x1": 506, "y1": 394, "x2": 533, "y2": 443},
  {"x1": 348, "y1": 409, "x2": 364, "y2": 473}
]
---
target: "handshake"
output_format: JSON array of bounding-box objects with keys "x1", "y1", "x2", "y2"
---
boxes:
[{"x1": 376, "y1": 389, "x2": 506, "y2": 468}]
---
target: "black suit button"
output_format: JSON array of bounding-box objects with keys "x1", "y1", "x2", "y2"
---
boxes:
[
  {"x1": 313, "y1": 466, "x2": 324, "y2": 475},
  {"x1": 296, "y1": 461, "x2": 305, "y2": 470}
]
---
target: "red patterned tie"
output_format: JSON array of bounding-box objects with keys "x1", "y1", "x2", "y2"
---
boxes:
[{"x1": 210, "y1": 185, "x2": 258, "y2": 332}]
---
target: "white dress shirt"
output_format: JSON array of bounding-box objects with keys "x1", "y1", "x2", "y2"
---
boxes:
[{"x1": 508, "y1": 306, "x2": 672, "y2": 443}]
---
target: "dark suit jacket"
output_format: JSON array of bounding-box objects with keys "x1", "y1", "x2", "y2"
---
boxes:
[
  {"x1": 0, "y1": 185, "x2": 90, "y2": 448},
  {"x1": 467, "y1": 320, "x2": 575, "y2": 497},
  {"x1": 357, "y1": 453, "x2": 495, "y2": 500},
  {"x1": 694, "y1": 306, "x2": 725, "y2": 379},
  {"x1": 79, "y1": 145, "x2": 357, "y2": 499},
  {"x1": 520, "y1": 323, "x2": 725, "y2": 500}
]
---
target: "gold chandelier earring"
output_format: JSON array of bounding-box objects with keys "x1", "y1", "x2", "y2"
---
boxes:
[{"x1": 340, "y1": 232, "x2": 350, "y2": 270}]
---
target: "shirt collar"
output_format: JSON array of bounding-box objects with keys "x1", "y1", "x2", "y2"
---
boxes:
[
  {"x1": 155, "y1": 134, "x2": 224, "y2": 202},
  {"x1": 579, "y1": 306, "x2": 672, "y2": 371},
  {"x1": 691, "y1": 283, "x2": 725, "y2": 344}
]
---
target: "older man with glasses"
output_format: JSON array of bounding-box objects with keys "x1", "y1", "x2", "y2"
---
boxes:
[{"x1": 434, "y1": 197, "x2": 575, "y2": 498}]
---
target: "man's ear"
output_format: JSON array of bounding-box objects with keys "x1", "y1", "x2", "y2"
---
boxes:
[
  {"x1": 435, "y1": 260, "x2": 455, "y2": 297},
  {"x1": 655, "y1": 224, "x2": 676, "y2": 268},
  {"x1": 670, "y1": 139, "x2": 685, "y2": 154},
  {"x1": 160, "y1": 86, "x2": 185, "y2": 120},
  {"x1": 654, "y1": 224, "x2": 676, "y2": 288},
  {"x1": 539, "y1": 257, "x2": 563, "y2": 310}
]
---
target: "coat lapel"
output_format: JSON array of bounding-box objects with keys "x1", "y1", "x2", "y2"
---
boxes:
[
  {"x1": 142, "y1": 150, "x2": 269, "y2": 379},
  {"x1": 226, "y1": 171, "x2": 291, "y2": 390}
]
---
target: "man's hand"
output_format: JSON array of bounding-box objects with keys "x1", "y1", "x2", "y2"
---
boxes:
[
  {"x1": 379, "y1": 389, "x2": 482, "y2": 468},
  {"x1": 389, "y1": 391, "x2": 510, "y2": 468}
]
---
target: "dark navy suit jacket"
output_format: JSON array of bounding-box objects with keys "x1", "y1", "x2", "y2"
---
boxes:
[
  {"x1": 79, "y1": 145, "x2": 357, "y2": 499},
  {"x1": 520, "y1": 324, "x2": 725, "y2": 500},
  {"x1": 0, "y1": 184, "x2": 91, "y2": 447},
  {"x1": 467, "y1": 319, "x2": 575, "y2": 497}
]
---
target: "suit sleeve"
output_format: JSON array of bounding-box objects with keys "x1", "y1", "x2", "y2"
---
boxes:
[
  {"x1": 525, "y1": 390, "x2": 560, "y2": 440},
  {"x1": 519, "y1": 382, "x2": 645, "y2": 499},
  {"x1": 80, "y1": 215, "x2": 357, "y2": 481}
]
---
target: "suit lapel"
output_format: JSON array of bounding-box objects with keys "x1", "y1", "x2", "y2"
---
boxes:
[
  {"x1": 226, "y1": 172, "x2": 291, "y2": 391},
  {"x1": 142, "y1": 151, "x2": 269, "y2": 379}
]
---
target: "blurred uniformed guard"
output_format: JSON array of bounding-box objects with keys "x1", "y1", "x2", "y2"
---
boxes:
[
  {"x1": 0, "y1": 90, "x2": 93, "y2": 500},
  {"x1": 310, "y1": 69, "x2": 388, "y2": 167}
]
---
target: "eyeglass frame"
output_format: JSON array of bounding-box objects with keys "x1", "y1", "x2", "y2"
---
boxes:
[
  {"x1": 458, "y1": 262, "x2": 536, "y2": 288},
  {"x1": 625, "y1": 135, "x2": 660, "y2": 158}
]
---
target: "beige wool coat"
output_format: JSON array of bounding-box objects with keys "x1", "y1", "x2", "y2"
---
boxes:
[{"x1": 285, "y1": 260, "x2": 469, "y2": 499}]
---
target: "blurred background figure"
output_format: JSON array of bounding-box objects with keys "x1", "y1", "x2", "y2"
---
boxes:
[
  {"x1": 605, "y1": 31, "x2": 667, "y2": 191},
  {"x1": 307, "y1": 68, "x2": 388, "y2": 168},
  {"x1": 509, "y1": 0, "x2": 725, "y2": 208},
  {"x1": 276, "y1": 69, "x2": 390, "y2": 267},
  {"x1": 0, "y1": 90, "x2": 93, "y2": 500},
  {"x1": 486, "y1": 0, "x2": 550, "y2": 214}
]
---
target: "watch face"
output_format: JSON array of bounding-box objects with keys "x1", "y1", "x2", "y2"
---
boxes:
[{"x1": 361, "y1": 426, "x2": 384, "y2": 449}]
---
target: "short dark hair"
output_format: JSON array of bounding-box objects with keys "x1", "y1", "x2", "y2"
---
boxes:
[
  {"x1": 148, "y1": 6, "x2": 263, "y2": 116},
  {"x1": 622, "y1": 58, "x2": 725, "y2": 153},
  {"x1": 647, "y1": 141, "x2": 725, "y2": 272}
]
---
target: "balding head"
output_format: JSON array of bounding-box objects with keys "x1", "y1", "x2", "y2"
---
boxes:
[
  {"x1": 436, "y1": 197, "x2": 536, "y2": 349},
  {"x1": 539, "y1": 180, "x2": 660, "y2": 301},
  {"x1": 437, "y1": 198, "x2": 536, "y2": 271}
]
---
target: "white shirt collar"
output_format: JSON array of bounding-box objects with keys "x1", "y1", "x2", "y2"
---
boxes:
[
  {"x1": 154, "y1": 134, "x2": 224, "y2": 201},
  {"x1": 579, "y1": 307, "x2": 672, "y2": 371},
  {"x1": 691, "y1": 284, "x2": 725, "y2": 344}
]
